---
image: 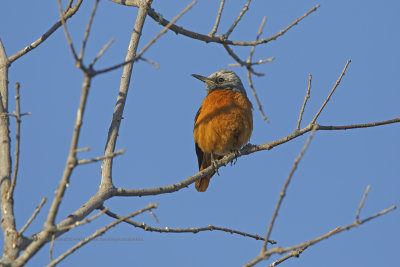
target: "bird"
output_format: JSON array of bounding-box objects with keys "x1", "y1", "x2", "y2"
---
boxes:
[{"x1": 192, "y1": 69, "x2": 253, "y2": 192}]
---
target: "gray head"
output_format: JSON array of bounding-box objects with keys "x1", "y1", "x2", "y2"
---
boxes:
[{"x1": 192, "y1": 69, "x2": 247, "y2": 95}]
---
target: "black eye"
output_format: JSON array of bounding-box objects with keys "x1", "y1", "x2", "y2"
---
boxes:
[{"x1": 217, "y1": 77, "x2": 225, "y2": 83}]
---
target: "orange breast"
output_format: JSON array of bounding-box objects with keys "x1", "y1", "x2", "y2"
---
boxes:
[{"x1": 194, "y1": 89, "x2": 253, "y2": 155}]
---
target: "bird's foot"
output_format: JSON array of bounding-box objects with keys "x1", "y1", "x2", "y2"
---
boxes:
[
  {"x1": 210, "y1": 153, "x2": 220, "y2": 176},
  {"x1": 230, "y1": 150, "x2": 239, "y2": 166}
]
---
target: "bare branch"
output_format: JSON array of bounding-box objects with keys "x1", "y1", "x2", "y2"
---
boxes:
[
  {"x1": 49, "y1": 234, "x2": 55, "y2": 262},
  {"x1": 208, "y1": 0, "x2": 226, "y2": 36},
  {"x1": 75, "y1": 146, "x2": 90, "y2": 153},
  {"x1": 46, "y1": 204, "x2": 157, "y2": 267},
  {"x1": 138, "y1": 56, "x2": 160, "y2": 69},
  {"x1": 57, "y1": 208, "x2": 108, "y2": 231},
  {"x1": 149, "y1": 209, "x2": 159, "y2": 224},
  {"x1": 57, "y1": 0, "x2": 80, "y2": 67},
  {"x1": 46, "y1": 75, "x2": 92, "y2": 227},
  {"x1": 102, "y1": 207, "x2": 275, "y2": 243},
  {"x1": 244, "y1": 191, "x2": 396, "y2": 267},
  {"x1": 112, "y1": 1, "x2": 320, "y2": 46},
  {"x1": 79, "y1": 0, "x2": 100, "y2": 61},
  {"x1": 223, "y1": 44, "x2": 264, "y2": 76},
  {"x1": 8, "y1": 0, "x2": 83, "y2": 63},
  {"x1": 248, "y1": 16, "x2": 267, "y2": 62},
  {"x1": 247, "y1": 70, "x2": 269, "y2": 122},
  {"x1": 355, "y1": 185, "x2": 371, "y2": 224},
  {"x1": 115, "y1": 116, "x2": 400, "y2": 197},
  {"x1": 89, "y1": 38, "x2": 115, "y2": 68},
  {"x1": 0, "y1": 38, "x2": 18, "y2": 264},
  {"x1": 229, "y1": 57, "x2": 274, "y2": 68},
  {"x1": 77, "y1": 149, "x2": 125, "y2": 165},
  {"x1": 262, "y1": 127, "x2": 317, "y2": 253},
  {"x1": 19, "y1": 197, "x2": 47, "y2": 235},
  {"x1": 243, "y1": 17, "x2": 271, "y2": 123},
  {"x1": 224, "y1": 0, "x2": 251, "y2": 38},
  {"x1": 296, "y1": 74, "x2": 312, "y2": 131},
  {"x1": 267, "y1": 246, "x2": 308, "y2": 267},
  {"x1": 100, "y1": 0, "x2": 152, "y2": 187},
  {"x1": 136, "y1": 0, "x2": 197, "y2": 60},
  {"x1": 8, "y1": 82, "x2": 22, "y2": 199},
  {"x1": 311, "y1": 60, "x2": 351, "y2": 124}
]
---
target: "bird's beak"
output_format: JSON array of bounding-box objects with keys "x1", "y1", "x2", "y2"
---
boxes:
[{"x1": 192, "y1": 74, "x2": 215, "y2": 85}]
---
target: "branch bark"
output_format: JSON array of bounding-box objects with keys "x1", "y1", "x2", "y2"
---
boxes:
[
  {"x1": 0, "y1": 39, "x2": 18, "y2": 264},
  {"x1": 100, "y1": 0, "x2": 152, "y2": 188}
]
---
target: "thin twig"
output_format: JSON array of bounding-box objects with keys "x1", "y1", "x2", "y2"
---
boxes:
[
  {"x1": 244, "y1": 17, "x2": 270, "y2": 123},
  {"x1": 46, "y1": 204, "x2": 157, "y2": 267},
  {"x1": 208, "y1": 0, "x2": 226, "y2": 36},
  {"x1": 45, "y1": 75, "x2": 92, "y2": 227},
  {"x1": 223, "y1": 44, "x2": 264, "y2": 76},
  {"x1": 89, "y1": 39, "x2": 115, "y2": 68},
  {"x1": 19, "y1": 197, "x2": 47, "y2": 235},
  {"x1": 66, "y1": 0, "x2": 74, "y2": 10},
  {"x1": 136, "y1": 0, "x2": 197, "y2": 60},
  {"x1": 262, "y1": 127, "x2": 317, "y2": 253},
  {"x1": 247, "y1": 70, "x2": 269, "y2": 122},
  {"x1": 244, "y1": 204, "x2": 396, "y2": 267},
  {"x1": 149, "y1": 209, "x2": 159, "y2": 224},
  {"x1": 49, "y1": 234, "x2": 55, "y2": 262},
  {"x1": 8, "y1": 82, "x2": 22, "y2": 199},
  {"x1": 57, "y1": 208, "x2": 108, "y2": 231},
  {"x1": 296, "y1": 74, "x2": 312, "y2": 131},
  {"x1": 311, "y1": 60, "x2": 351, "y2": 124},
  {"x1": 79, "y1": 0, "x2": 100, "y2": 61},
  {"x1": 58, "y1": 0, "x2": 80, "y2": 66},
  {"x1": 77, "y1": 149, "x2": 125, "y2": 165},
  {"x1": 102, "y1": 207, "x2": 276, "y2": 243},
  {"x1": 8, "y1": 0, "x2": 83, "y2": 63},
  {"x1": 111, "y1": 1, "x2": 319, "y2": 46},
  {"x1": 248, "y1": 17, "x2": 267, "y2": 62},
  {"x1": 225, "y1": 0, "x2": 251, "y2": 38},
  {"x1": 138, "y1": 57, "x2": 160, "y2": 69},
  {"x1": 267, "y1": 246, "x2": 308, "y2": 267},
  {"x1": 75, "y1": 146, "x2": 90, "y2": 153},
  {"x1": 355, "y1": 185, "x2": 371, "y2": 223},
  {"x1": 229, "y1": 57, "x2": 274, "y2": 68}
]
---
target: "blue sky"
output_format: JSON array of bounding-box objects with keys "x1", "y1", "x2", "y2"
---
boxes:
[{"x1": 1, "y1": 0, "x2": 399, "y2": 266}]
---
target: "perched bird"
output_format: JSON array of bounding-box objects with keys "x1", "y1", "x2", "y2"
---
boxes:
[{"x1": 192, "y1": 69, "x2": 253, "y2": 192}]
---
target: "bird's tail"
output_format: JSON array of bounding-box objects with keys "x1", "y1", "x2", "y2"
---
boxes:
[
  {"x1": 195, "y1": 173, "x2": 214, "y2": 192},
  {"x1": 195, "y1": 152, "x2": 222, "y2": 192}
]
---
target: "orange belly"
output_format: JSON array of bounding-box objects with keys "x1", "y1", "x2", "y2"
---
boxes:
[{"x1": 194, "y1": 89, "x2": 253, "y2": 155}]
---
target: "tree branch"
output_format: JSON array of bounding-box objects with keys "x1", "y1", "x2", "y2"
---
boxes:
[
  {"x1": 79, "y1": 0, "x2": 100, "y2": 61},
  {"x1": 296, "y1": 74, "x2": 312, "y2": 131},
  {"x1": 77, "y1": 149, "x2": 125, "y2": 165},
  {"x1": 224, "y1": 0, "x2": 251, "y2": 38},
  {"x1": 102, "y1": 206, "x2": 276, "y2": 243},
  {"x1": 0, "y1": 38, "x2": 18, "y2": 264},
  {"x1": 8, "y1": 0, "x2": 83, "y2": 64},
  {"x1": 244, "y1": 193, "x2": 396, "y2": 267},
  {"x1": 100, "y1": 0, "x2": 152, "y2": 187},
  {"x1": 262, "y1": 127, "x2": 317, "y2": 253},
  {"x1": 114, "y1": 116, "x2": 400, "y2": 197},
  {"x1": 46, "y1": 204, "x2": 157, "y2": 267},
  {"x1": 8, "y1": 82, "x2": 22, "y2": 199},
  {"x1": 19, "y1": 197, "x2": 47, "y2": 236},
  {"x1": 111, "y1": 0, "x2": 320, "y2": 46},
  {"x1": 208, "y1": 0, "x2": 225, "y2": 36},
  {"x1": 311, "y1": 60, "x2": 351, "y2": 124},
  {"x1": 136, "y1": 0, "x2": 197, "y2": 60}
]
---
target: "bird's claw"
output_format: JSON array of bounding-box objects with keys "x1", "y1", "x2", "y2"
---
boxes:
[{"x1": 230, "y1": 150, "x2": 239, "y2": 166}]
